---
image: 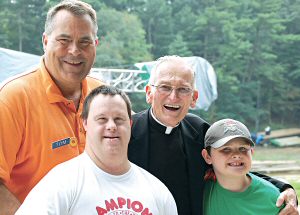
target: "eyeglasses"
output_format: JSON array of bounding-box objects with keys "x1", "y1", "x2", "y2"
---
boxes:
[{"x1": 151, "y1": 84, "x2": 193, "y2": 97}]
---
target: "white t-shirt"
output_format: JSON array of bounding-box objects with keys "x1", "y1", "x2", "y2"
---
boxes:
[{"x1": 16, "y1": 152, "x2": 178, "y2": 215}]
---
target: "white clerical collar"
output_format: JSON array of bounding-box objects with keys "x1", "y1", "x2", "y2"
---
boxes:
[{"x1": 150, "y1": 108, "x2": 179, "y2": 134}]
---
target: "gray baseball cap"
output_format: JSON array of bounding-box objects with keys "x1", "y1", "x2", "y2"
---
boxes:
[{"x1": 205, "y1": 119, "x2": 255, "y2": 148}]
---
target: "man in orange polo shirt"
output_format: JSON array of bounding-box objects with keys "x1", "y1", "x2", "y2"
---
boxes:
[{"x1": 0, "y1": 1, "x2": 104, "y2": 214}]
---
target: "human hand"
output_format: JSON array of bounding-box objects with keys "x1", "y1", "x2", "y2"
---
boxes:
[{"x1": 277, "y1": 188, "x2": 299, "y2": 215}]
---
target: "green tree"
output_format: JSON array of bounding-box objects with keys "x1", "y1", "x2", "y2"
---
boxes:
[
  {"x1": 95, "y1": 7, "x2": 152, "y2": 68},
  {"x1": 275, "y1": 0, "x2": 300, "y2": 125},
  {"x1": 168, "y1": 34, "x2": 192, "y2": 56},
  {"x1": 133, "y1": 0, "x2": 173, "y2": 58},
  {"x1": 0, "y1": 1, "x2": 13, "y2": 48},
  {"x1": 1, "y1": 0, "x2": 300, "y2": 129},
  {"x1": 97, "y1": 0, "x2": 145, "y2": 11},
  {"x1": 0, "y1": 0, "x2": 46, "y2": 54}
]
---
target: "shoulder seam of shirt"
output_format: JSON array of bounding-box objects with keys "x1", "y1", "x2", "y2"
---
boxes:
[{"x1": 0, "y1": 69, "x2": 38, "y2": 90}]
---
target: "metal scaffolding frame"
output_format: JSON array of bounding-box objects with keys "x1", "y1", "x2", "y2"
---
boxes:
[{"x1": 90, "y1": 68, "x2": 148, "y2": 93}]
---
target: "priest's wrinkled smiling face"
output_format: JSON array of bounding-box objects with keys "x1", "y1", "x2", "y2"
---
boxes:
[{"x1": 146, "y1": 57, "x2": 198, "y2": 127}]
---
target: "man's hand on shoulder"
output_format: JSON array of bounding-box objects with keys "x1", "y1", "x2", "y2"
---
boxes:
[{"x1": 277, "y1": 188, "x2": 299, "y2": 215}]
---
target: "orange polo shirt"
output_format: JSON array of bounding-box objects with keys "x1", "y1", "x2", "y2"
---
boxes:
[{"x1": 0, "y1": 58, "x2": 104, "y2": 202}]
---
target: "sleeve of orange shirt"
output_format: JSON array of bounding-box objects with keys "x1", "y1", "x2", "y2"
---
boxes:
[{"x1": 0, "y1": 90, "x2": 24, "y2": 184}]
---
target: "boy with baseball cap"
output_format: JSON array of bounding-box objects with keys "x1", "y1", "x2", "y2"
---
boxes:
[{"x1": 202, "y1": 118, "x2": 284, "y2": 215}]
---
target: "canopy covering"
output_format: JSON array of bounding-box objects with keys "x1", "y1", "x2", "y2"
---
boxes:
[
  {"x1": 0, "y1": 47, "x2": 40, "y2": 83},
  {"x1": 135, "y1": 56, "x2": 218, "y2": 110}
]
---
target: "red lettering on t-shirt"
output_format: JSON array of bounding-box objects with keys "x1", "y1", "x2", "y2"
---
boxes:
[
  {"x1": 141, "y1": 207, "x2": 153, "y2": 215},
  {"x1": 95, "y1": 197, "x2": 153, "y2": 215},
  {"x1": 96, "y1": 206, "x2": 107, "y2": 215},
  {"x1": 131, "y1": 201, "x2": 143, "y2": 212},
  {"x1": 105, "y1": 199, "x2": 119, "y2": 211},
  {"x1": 117, "y1": 197, "x2": 126, "y2": 209},
  {"x1": 127, "y1": 198, "x2": 131, "y2": 209}
]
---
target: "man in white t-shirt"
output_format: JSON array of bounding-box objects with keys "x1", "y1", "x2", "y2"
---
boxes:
[{"x1": 16, "y1": 85, "x2": 178, "y2": 215}]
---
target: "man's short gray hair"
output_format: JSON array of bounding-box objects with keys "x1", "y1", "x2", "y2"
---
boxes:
[{"x1": 44, "y1": 0, "x2": 98, "y2": 37}]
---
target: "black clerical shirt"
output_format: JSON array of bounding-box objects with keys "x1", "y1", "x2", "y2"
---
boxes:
[{"x1": 148, "y1": 113, "x2": 191, "y2": 215}]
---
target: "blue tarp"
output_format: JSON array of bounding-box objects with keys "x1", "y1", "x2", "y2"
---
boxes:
[{"x1": 0, "y1": 47, "x2": 40, "y2": 83}]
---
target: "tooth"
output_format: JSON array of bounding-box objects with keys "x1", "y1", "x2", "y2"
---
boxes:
[
  {"x1": 165, "y1": 104, "x2": 180, "y2": 108},
  {"x1": 229, "y1": 162, "x2": 242, "y2": 166},
  {"x1": 68, "y1": 60, "x2": 80, "y2": 64}
]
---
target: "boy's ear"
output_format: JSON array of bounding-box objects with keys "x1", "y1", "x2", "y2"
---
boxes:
[
  {"x1": 201, "y1": 149, "x2": 212, "y2": 165},
  {"x1": 250, "y1": 148, "x2": 254, "y2": 155}
]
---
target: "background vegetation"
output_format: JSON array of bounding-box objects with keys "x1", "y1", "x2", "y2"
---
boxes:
[{"x1": 1, "y1": 0, "x2": 300, "y2": 132}]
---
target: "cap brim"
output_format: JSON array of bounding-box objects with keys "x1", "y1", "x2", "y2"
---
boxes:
[{"x1": 211, "y1": 135, "x2": 255, "y2": 148}]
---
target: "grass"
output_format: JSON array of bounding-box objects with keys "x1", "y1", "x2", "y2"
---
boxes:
[
  {"x1": 290, "y1": 180, "x2": 300, "y2": 200},
  {"x1": 253, "y1": 146, "x2": 300, "y2": 164},
  {"x1": 289, "y1": 180, "x2": 300, "y2": 212}
]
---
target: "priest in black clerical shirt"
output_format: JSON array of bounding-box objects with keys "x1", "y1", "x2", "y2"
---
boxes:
[{"x1": 128, "y1": 55, "x2": 298, "y2": 215}]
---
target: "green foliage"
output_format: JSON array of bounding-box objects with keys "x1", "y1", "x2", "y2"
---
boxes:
[
  {"x1": 0, "y1": 0, "x2": 46, "y2": 54},
  {"x1": 290, "y1": 180, "x2": 300, "y2": 198},
  {"x1": 132, "y1": 0, "x2": 173, "y2": 58},
  {"x1": 95, "y1": 7, "x2": 152, "y2": 68},
  {"x1": 127, "y1": 92, "x2": 149, "y2": 113},
  {"x1": 1, "y1": 0, "x2": 299, "y2": 130},
  {"x1": 168, "y1": 34, "x2": 192, "y2": 57}
]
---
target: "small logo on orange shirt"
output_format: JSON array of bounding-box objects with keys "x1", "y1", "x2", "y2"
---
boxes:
[
  {"x1": 70, "y1": 137, "x2": 78, "y2": 147},
  {"x1": 52, "y1": 137, "x2": 77, "y2": 149}
]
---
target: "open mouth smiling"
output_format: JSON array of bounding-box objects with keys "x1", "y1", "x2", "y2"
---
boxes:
[
  {"x1": 228, "y1": 162, "x2": 244, "y2": 167},
  {"x1": 164, "y1": 104, "x2": 180, "y2": 111},
  {"x1": 64, "y1": 59, "x2": 83, "y2": 66}
]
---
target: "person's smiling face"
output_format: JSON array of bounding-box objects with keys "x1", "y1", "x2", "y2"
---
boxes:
[
  {"x1": 83, "y1": 94, "x2": 131, "y2": 168},
  {"x1": 208, "y1": 138, "x2": 253, "y2": 179},
  {"x1": 146, "y1": 58, "x2": 198, "y2": 127},
  {"x1": 42, "y1": 10, "x2": 98, "y2": 86}
]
